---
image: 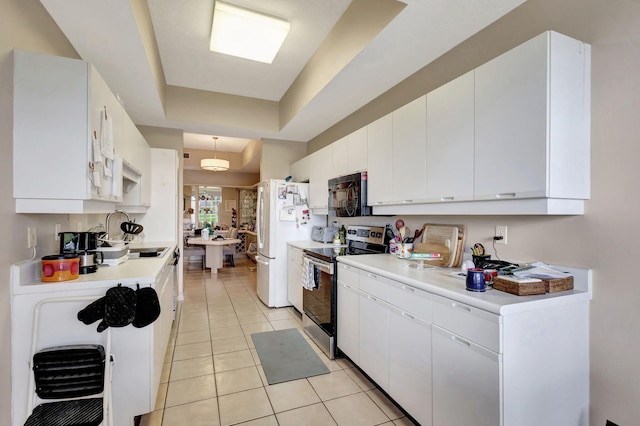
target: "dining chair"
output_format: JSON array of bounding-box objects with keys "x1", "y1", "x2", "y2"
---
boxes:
[{"x1": 223, "y1": 228, "x2": 238, "y2": 267}]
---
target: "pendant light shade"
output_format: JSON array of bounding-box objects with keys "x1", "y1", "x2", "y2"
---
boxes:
[{"x1": 201, "y1": 137, "x2": 230, "y2": 172}]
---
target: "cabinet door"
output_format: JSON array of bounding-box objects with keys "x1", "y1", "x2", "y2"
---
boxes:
[
  {"x1": 308, "y1": 145, "x2": 332, "y2": 210},
  {"x1": 290, "y1": 155, "x2": 310, "y2": 182},
  {"x1": 13, "y1": 51, "x2": 90, "y2": 199},
  {"x1": 359, "y1": 293, "x2": 390, "y2": 390},
  {"x1": 348, "y1": 127, "x2": 368, "y2": 173},
  {"x1": 474, "y1": 33, "x2": 549, "y2": 200},
  {"x1": 153, "y1": 263, "x2": 174, "y2": 405},
  {"x1": 287, "y1": 246, "x2": 303, "y2": 312},
  {"x1": 332, "y1": 136, "x2": 349, "y2": 178},
  {"x1": 432, "y1": 326, "x2": 501, "y2": 426},
  {"x1": 389, "y1": 307, "x2": 432, "y2": 426},
  {"x1": 392, "y1": 95, "x2": 427, "y2": 203},
  {"x1": 337, "y1": 282, "x2": 360, "y2": 363},
  {"x1": 138, "y1": 140, "x2": 152, "y2": 206},
  {"x1": 367, "y1": 114, "x2": 393, "y2": 205},
  {"x1": 426, "y1": 71, "x2": 474, "y2": 202}
]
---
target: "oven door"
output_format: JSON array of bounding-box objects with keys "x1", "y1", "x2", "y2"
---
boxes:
[{"x1": 302, "y1": 255, "x2": 336, "y2": 359}]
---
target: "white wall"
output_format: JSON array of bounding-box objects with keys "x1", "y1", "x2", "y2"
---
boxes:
[{"x1": 260, "y1": 138, "x2": 307, "y2": 181}]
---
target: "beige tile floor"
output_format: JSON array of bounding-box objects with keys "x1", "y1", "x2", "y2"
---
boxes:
[{"x1": 140, "y1": 257, "x2": 417, "y2": 426}]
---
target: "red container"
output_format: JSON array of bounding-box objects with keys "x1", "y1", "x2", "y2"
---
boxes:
[{"x1": 41, "y1": 254, "x2": 80, "y2": 282}]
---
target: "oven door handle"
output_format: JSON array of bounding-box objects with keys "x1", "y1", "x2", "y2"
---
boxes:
[{"x1": 304, "y1": 256, "x2": 334, "y2": 275}]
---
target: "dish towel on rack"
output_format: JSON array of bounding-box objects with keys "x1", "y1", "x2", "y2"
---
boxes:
[{"x1": 301, "y1": 257, "x2": 317, "y2": 290}]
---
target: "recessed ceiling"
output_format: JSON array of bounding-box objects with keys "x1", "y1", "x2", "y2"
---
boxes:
[
  {"x1": 151, "y1": 0, "x2": 351, "y2": 101},
  {"x1": 183, "y1": 133, "x2": 251, "y2": 152},
  {"x1": 39, "y1": 0, "x2": 527, "y2": 154}
]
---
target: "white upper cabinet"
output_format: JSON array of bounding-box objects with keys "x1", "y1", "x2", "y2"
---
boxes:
[
  {"x1": 332, "y1": 127, "x2": 368, "y2": 178},
  {"x1": 347, "y1": 127, "x2": 368, "y2": 174},
  {"x1": 308, "y1": 144, "x2": 333, "y2": 211},
  {"x1": 426, "y1": 70, "x2": 475, "y2": 202},
  {"x1": 392, "y1": 95, "x2": 427, "y2": 203},
  {"x1": 120, "y1": 114, "x2": 151, "y2": 210},
  {"x1": 332, "y1": 136, "x2": 349, "y2": 178},
  {"x1": 474, "y1": 31, "x2": 591, "y2": 201},
  {"x1": 289, "y1": 155, "x2": 310, "y2": 183},
  {"x1": 13, "y1": 50, "x2": 151, "y2": 214},
  {"x1": 367, "y1": 114, "x2": 393, "y2": 205}
]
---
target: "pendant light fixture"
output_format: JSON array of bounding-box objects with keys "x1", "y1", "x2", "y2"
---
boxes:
[{"x1": 201, "y1": 136, "x2": 230, "y2": 172}]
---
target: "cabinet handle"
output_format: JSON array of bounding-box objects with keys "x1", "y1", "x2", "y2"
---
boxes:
[
  {"x1": 451, "y1": 335, "x2": 471, "y2": 347},
  {"x1": 375, "y1": 202, "x2": 383, "y2": 205},
  {"x1": 402, "y1": 312, "x2": 414, "y2": 320},
  {"x1": 403, "y1": 199, "x2": 413, "y2": 203},
  {"x1": 496, "y1": 193, "x2": 516, "y2": 198},
  {"x1": 368, "y1": 295, "x2": 377, "y2": 302},
  {"x1": 440, "y1": 196, "x2": 454, "y2": 201},
  {"x1": 451, "y1": 302, "x2": 471, "y2": 312},
  {"x1": 367, "y1": 273, "x2": 378, "y2": 279},
  {"x1": 401, "y1": 285, "x2": 415, "y2": 292}
]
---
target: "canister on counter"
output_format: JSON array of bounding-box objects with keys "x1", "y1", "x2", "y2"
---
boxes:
[{"x1": 41, "y1": 254, "x2": 80, "y2": 282}]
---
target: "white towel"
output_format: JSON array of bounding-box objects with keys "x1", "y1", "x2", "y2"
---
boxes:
[{"x1": 301, "y1": 257, "x2": 316, "y2": 290}]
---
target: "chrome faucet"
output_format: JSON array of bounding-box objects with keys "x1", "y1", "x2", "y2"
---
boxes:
[{"x1": 105, "y1": 209, "x2": 130, "y2": 240}]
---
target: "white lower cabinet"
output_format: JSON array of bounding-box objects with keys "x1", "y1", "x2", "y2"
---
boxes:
[
  {"x1": 359, "y1": 293, "x2": 389, "y2": 390},
  {"x1": 336, "y1": 261, "x2": 591, "y2": 426},
  {"x1": 432, "y1": 325, "x2": 501, "y2": 426},
  {"x1": 337, "y1": 281, "x2": 360, "y2": 363},
  {"x1": 388, "y1": 306, "x2": 432, "y2": 426},
  {"x1": 286, "y1": 246, "x2": 303, "y2": 312}
]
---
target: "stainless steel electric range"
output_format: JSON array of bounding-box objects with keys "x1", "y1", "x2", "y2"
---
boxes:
[{"x1": 301, "y1": 225, "x2": 388, "y2": 359}]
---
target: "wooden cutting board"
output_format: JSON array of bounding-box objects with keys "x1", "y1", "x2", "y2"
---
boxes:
[
  {"x1": 420, "y1": 224, "x2": 466, "y2": 267},
  {"x1": 412, "y1": 243, "x2": 450, "y2": 267}
]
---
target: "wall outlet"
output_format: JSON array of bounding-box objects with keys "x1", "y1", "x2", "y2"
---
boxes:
[
  {"x1": 494, "y1": 225, "x2": 507, "y2": 245},
  {"x1": 27, "y1": 226, "x2": 37, "y2": 248}
]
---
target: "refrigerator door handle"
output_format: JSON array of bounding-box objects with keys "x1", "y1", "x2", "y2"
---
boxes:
[{"x1": 257, "y1": 185, "x2": 265, "y2": 250}]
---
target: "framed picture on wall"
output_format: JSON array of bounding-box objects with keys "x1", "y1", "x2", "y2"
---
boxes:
[{"x1": 225, "y1": 200, "x2": 236, "y2": 212}]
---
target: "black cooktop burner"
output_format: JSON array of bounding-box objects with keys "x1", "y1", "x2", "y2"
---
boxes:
[{"x1": 303, "y1": 240, "x2": 388, "y2": 263}]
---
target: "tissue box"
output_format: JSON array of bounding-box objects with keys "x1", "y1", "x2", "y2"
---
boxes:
[
  {"x1": 539, "y1": 276, "x2": 574, "y2": 293},
  {"x1": 493, "y1": 276, "x2": 545, "y2": 296}
]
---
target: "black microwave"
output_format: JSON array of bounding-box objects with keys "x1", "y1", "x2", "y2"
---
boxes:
[{"x1": 328, "y1": 172, "x2": 372, "y2": 217}]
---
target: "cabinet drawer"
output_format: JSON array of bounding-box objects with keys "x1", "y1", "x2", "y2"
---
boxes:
[
  {"x1": 337, "y1": 263, "x2": 360, "y2": 288},
  {"x1": 432, "y1": 294, "x2": 500, "y2": 352},
  {"x1": 359, "y1": 270, "x2": 389, "y2": 299},
  {"x1": 388, "y1": 280, "x2": 431, "y2": 323}
]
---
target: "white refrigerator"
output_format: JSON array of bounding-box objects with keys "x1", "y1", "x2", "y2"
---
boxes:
[{"x1": 256, "y1": 179, "x2": 323, "y2": 307}]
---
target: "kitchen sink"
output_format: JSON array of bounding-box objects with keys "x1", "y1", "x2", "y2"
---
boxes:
[{"x1": 127, "y1": 246, "x2": 169, "y2": 259}]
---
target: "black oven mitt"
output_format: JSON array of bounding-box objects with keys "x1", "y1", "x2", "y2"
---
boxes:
[
  {"x1": 77, "y1": 296, "x2": 106, "y2": 325},
  {"x1": 132, "y1": 285, "x2": 161, "y2": 328},
  {"x1": 96, "y1": 284, "x2": 137, "y2": 332}
]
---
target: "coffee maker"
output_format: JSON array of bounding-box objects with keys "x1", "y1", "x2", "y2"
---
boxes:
[{"x1": 59, "y1": 232, "x2": 104, "y2": 274}]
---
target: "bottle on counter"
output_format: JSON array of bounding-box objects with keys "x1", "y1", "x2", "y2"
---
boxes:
[{"x1": 339, "y1": 225, "x2": 346, "y2": 244}]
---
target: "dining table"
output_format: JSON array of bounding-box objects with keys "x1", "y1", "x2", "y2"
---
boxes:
[{"x1": 186, "y1": 236, "x2": 242, "y2": 274}]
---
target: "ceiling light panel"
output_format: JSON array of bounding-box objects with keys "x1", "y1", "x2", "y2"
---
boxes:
[{"x1": 210, "y1": 1, "x2": 290, "y2": 64}]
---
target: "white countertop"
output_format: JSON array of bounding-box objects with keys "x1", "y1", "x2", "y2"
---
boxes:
[
  {"x1": 337, "y1": 253, "x2": 592, "y2": 315},
  {"x1": 11, "y1": 241, "x2": 177, "y2": 295}
]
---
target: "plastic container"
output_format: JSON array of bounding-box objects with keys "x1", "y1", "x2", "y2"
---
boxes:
[{"x1": 41, "y1": 254, "x2": 80, "y2": 282}]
